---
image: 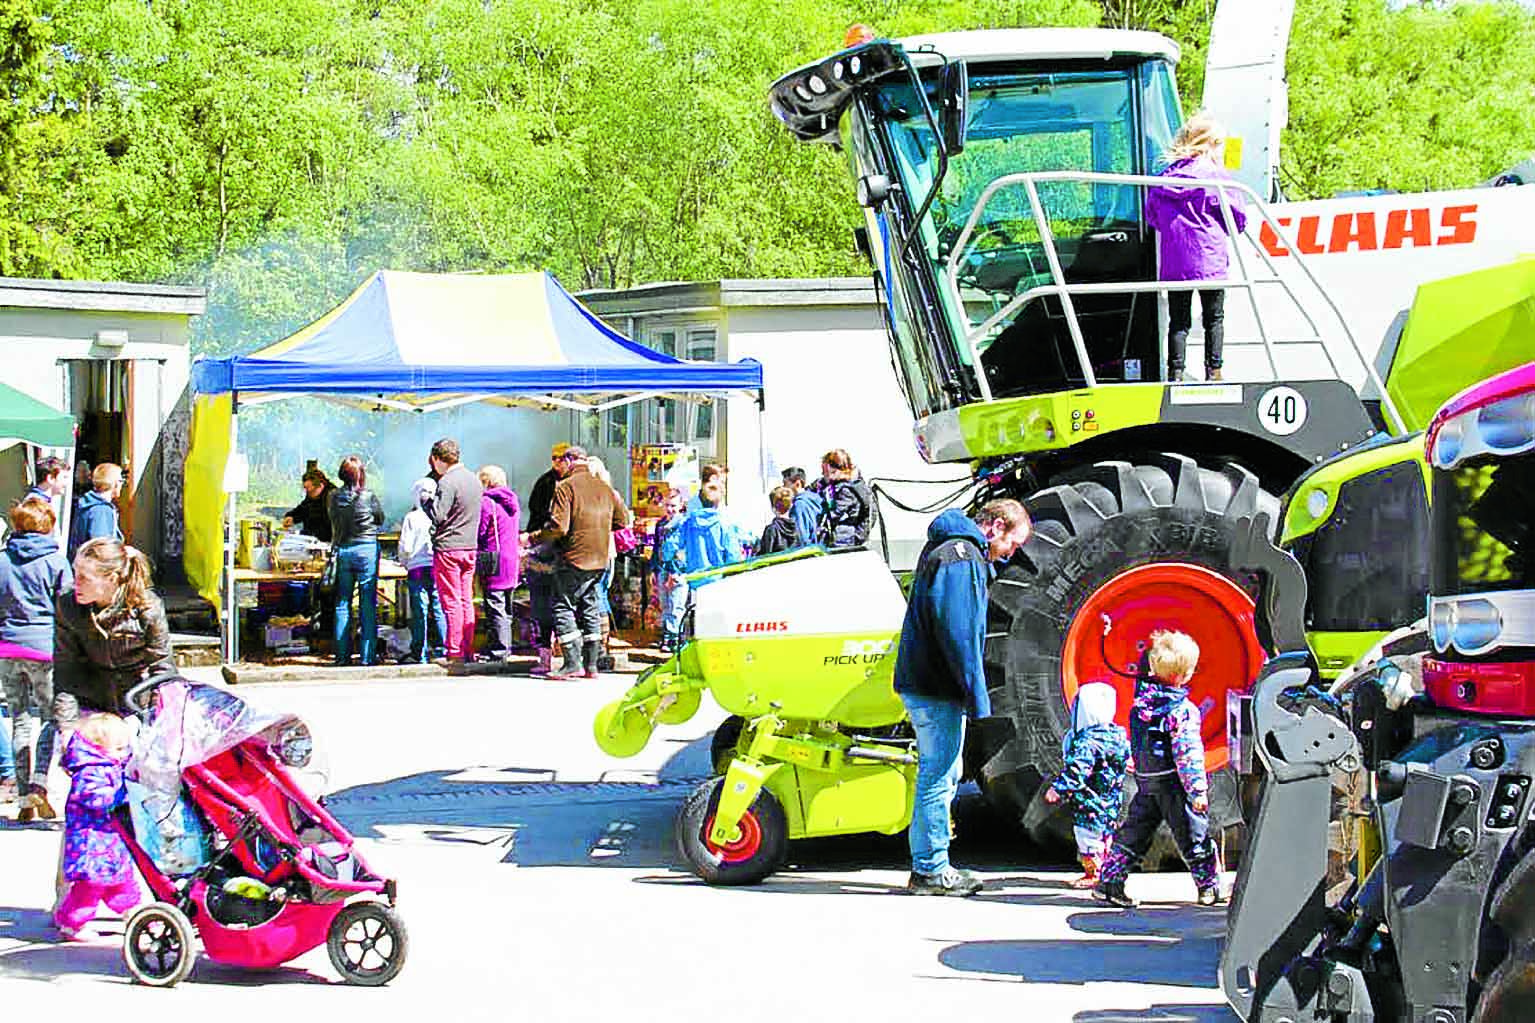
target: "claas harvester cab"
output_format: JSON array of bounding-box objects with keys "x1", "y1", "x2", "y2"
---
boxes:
[
  {"x1": 763, "y1": 26, "x2": 1517, "y2": 846},
  {"x1": 1223, "y1": 361, "x2": 1535, "y2": 1023}
]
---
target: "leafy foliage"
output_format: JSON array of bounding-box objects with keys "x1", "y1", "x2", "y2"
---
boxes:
[{"x1": 0, "y1": 0, "x2": 1529, "y2": 355}]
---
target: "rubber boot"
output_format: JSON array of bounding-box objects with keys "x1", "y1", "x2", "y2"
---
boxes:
[
  {"x1": 550, "y1": 635, "x2": 585, "y2": 680},
  {"x1": 531, "y1": 647, "x2": 552, "y2": 677},
  {"x1": 582, "y1": 639, "x2": 603, "y2": 679},
  {"x1": 1070, "y1": 855, "x2": 1101, "y2": 889}
]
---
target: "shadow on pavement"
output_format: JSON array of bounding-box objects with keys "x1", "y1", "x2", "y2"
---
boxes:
[
  {"x1": 939, "y1": 905, "x2": 1229, "y2": 989},
  {"x1": 325, "y1": 728, "x2": 1050, "y2": 874},
  {"x1": 0, "y1": 908, "x2": 331, "y2": 986},
  {"x1": 1073, "y1": 1008, "x2": 1238, "y2": 1022}
]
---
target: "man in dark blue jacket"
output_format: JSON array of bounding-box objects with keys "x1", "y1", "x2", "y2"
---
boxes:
[{"x1": 894, "y1": 499, "x2": 1032, "y2": 895}]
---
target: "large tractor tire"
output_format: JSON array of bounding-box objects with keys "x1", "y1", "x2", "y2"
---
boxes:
[
  {"x1": 979, "y1": 454, "x2": 1278, "y2": 849},
  {"x1": 1473, "y1": 842, "x2": 1535, "y2": 1022}
]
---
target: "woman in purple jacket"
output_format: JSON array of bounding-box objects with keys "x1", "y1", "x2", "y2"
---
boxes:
[
  {"x1": 1146, "y1": 112, "x2": 1248, "y2": 383},
  {"x1": 477, "y1": 466, "x2": 522, "y2": 662}
]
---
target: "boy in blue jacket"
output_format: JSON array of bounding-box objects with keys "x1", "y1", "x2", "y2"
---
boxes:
[{"x1": 894, "y1": 500, "x2": 1031, "y2": 896}]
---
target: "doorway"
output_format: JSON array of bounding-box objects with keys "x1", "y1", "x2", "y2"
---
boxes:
[{"x1": 63, "y1": 359, "x2": 133, "y2": 543}]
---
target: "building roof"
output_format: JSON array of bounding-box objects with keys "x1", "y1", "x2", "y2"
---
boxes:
[
  {"x1": 579, "y1": 277, "x2": 879, "y2": 317},
  {"x1": 0, "y1": 276, "x2": 207, "y2": 316}
]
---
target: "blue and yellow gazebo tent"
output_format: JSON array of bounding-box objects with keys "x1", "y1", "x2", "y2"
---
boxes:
[{"x1": 186, "y1": 270, "x2": 764, "y2": 653}]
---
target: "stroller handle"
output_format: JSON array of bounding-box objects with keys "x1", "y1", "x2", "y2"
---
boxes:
[{"x1": 124, "y1": 668, "x2": 185, "y2": 718}]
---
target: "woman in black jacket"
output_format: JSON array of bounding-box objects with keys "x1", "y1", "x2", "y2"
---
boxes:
[
  {"x1": 54, "y1": 539, "x2": 174, "y2": 720},
  {"x1": 811, "y1": 448, "x2": 876, "y2": 549},
  {"x1": 328, "y1": 455, "x2": 386, "y2": 666},
  {"x1": 281, "y1": 468, "x2": 335, "y2": 542}
]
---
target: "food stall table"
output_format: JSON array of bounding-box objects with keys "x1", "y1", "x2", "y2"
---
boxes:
[{"x1": 230, "y1": 560, "x2": 408, "y2": 657}]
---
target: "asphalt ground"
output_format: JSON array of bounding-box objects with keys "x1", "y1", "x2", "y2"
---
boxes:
[{"x1": 0, "y1": 670, "x2": 1238, "y2": 1021}]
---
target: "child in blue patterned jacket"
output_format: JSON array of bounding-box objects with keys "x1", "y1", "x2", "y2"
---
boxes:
[
  {"x1": 1044, "y1": 680, "x2": 1130, "y2": 888},
  {"x1": 1093, "y1": 628, "x2": 1221, "y2": 909}
]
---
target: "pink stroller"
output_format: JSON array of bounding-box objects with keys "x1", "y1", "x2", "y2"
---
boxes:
[{"x1": 113, "y1": 676, "x2": 406, "y2": 987}]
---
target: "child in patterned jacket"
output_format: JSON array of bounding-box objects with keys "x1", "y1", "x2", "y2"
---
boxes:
[
  {"x1": 1093, "y1": 628, "x2": 1221, "y2": 909},
  {"x1": 54, "y1": 712, "x2": 142, "y2": 939},
  {"x1": 1045, "y1": 681, "x2": 1130, "y2": 888}
]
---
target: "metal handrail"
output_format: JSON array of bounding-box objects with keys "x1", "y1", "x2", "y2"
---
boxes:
[{"x1": 939, "y1": 169, "x2": 1407, "y2": 435}]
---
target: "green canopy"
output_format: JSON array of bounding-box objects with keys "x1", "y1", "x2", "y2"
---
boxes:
[{"x1": 0, "y1": 382, "x2": 74, "y2": 450}]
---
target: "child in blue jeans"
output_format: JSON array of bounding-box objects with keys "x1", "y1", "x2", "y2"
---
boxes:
[
  {"x1": 398, "y1": 478, "x2": 447, "y2": 663},
  {"x1": 651, "y1": 490, "x2": 689, "y2": 652}
]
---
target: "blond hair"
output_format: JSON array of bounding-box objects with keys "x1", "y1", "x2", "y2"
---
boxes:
[
  {"x1": 1164, "y1": 111, "x2": 1224, "y2": 164},
  {"x1": 1147, "y1": 630, "x2": 1200, "y2": 684},
  {"x1": 75, "y1": 538, "x2": 155, "y2": 611},
  {"x1": 78, "y1": 712, "x2": 131, "y2": 753},
  {"x1": 91, "y1": 462, "x2": 124, "y2": 492},
  {"x1": 478, "y1": 464, "x2": 508, "y2": 489}
]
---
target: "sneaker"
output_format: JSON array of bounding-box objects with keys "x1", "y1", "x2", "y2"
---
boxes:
[
  {"x1": 1092, "y1": 882, "x2": 1137, "y2": 909},
  {"x1": 907, "y1": 867, "x2": 983, "y2": 897},
  {"x1": 1197, "y1": 886, "x2": 1224, "y2": 906},
  {"x1": 1206, "y1": 367, "x2": 1224, "y2": 382}
]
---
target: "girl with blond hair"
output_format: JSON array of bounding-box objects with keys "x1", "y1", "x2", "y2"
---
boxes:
[{"x1": 1146, "y1": 111, "x2": 1249, "y2": 383}]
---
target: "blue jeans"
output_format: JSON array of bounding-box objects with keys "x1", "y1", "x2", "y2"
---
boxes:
[
  {"x1": 901, "y1": 692, "x2": 966, "y2": 875},
  {"x1": 596, "y1": 564, "x2": 613, "y2": 619},
  {"x1": 333, "y1": 540, "x2": 380, "y2": 665},
  {"x1": 658, "y1": 574, "x2": 689, "y2": 636},
  {"x1": 0, "y1": 703, "x2": 13, "y2": 783},
  {"x1": 406, "y1": 567, "x2": 446, "y2": 662}
]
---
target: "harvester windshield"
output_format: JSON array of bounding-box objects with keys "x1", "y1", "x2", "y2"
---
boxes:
[{"x1": 773, "y1": 34, "x2": 1184, "y2": 415}]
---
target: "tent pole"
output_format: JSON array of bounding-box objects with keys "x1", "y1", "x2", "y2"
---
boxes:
[{"x1": 223, "y1": 399, "x2": 240, "y2": 665}]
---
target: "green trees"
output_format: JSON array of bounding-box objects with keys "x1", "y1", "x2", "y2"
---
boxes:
[{"x1": 0, "y1": 0, "x2": 1530, "y2": 349}]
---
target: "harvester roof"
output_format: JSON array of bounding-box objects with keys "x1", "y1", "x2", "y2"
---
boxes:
[{"x1": 770, "y1": 28, "x2": 1179, "y2": 145}]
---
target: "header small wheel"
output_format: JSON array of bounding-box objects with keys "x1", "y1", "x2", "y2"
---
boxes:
[{"x1": 676, "y1": 775, "x2": 787, "y2": 885}]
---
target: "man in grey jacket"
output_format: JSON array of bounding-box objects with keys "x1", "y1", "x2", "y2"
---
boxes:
[{"x1": 426, "y1": 438, "x2": 483, "y2": 662}]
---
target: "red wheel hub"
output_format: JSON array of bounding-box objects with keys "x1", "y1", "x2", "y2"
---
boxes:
[
  {"x1": 704, "y1": 810, "x2": 763, "y2": 864},
  {"x1": 1061, "y1": 562, "x2": 1265, "y2": 772}
]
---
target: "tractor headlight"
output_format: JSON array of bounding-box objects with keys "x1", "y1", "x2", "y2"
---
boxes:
[
  {"x1": 1450, "y1": 599, "x2": 1504, "y2": 656},
  {"x1": 1431, "y1": 415, "x2": 1465, "y2": 468},
  {"x1": 1430, "y1": 597, "x2": 1505, "y2": 656},
  {"x1": 1477, "y1": 392, "x2": 1535, "y2": 453},
  {"x1": 1304, "y1": 487, "x2": 1329, "y2": 520}
]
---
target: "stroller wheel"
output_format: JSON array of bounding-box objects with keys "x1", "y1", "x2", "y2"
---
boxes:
[
  {"x1": 123, "y1": 902, "x2": 197, "y2": 987},
  {"x1": 327, "y1": 901, "x2": 408, "y2": 986}
]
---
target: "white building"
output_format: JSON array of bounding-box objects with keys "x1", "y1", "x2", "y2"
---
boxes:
[
  {"x1": 580, "y1": 277, "x2": 965, "y2": 568},
  {"x1": 0, "y1": 277, "x2": 207, "y2": 574}
]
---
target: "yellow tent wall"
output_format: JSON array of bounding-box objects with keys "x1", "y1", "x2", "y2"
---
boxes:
[{"x1": 183, "y1": 393, "x2": 233, "y2": 610}]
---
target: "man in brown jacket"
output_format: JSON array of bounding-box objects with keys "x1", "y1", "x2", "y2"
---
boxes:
[{"x1": 529, "y1": 446, "x2": 630, "y2": 678}]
